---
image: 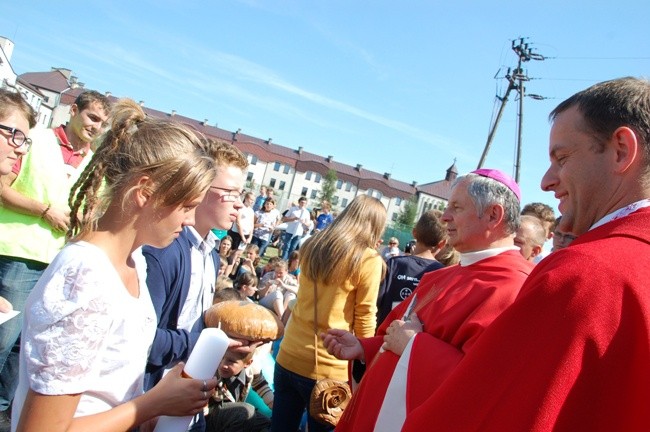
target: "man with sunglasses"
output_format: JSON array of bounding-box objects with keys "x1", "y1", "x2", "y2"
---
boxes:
[
  {"x1": 143, "y1": 141, "x2": 249, "y2": 431},
  {"x1": 0, "y1": 90, "x2": 110, "y2": 425}
]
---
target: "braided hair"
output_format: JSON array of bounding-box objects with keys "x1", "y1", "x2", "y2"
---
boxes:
[{"x1": 68, "y1": 98, "x2": 215, "y2": 239}]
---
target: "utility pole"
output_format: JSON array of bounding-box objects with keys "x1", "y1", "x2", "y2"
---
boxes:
[{"x1": 477, "y1": 38, "x2": 545, "y2": 182}]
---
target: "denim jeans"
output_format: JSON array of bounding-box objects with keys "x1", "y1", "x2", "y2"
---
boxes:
[
  {"x1": 271, "y1": 363, "x2": 333, "y2": 432},
  {"x1": 280, "y1": 233, "x2": 300, "y2": 261},
  {"x1": 0, "y1": 256, "x2": 47, "y2": 411}
]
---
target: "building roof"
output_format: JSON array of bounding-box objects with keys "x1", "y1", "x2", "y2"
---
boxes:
[
  {"x1": 17, "y1": 69, "x2": 453, "y2": 202},
  {"x1": 134, "y1": 104, "x2": 453, "y2": 201},
  {"x1": 18, "y1": 69, "x2": 71, "y2": 93},
  {"x1": 15, "y1": 78, "x2": 44, "y2": 97},
  {"x1": 416, "y1": 179, "x2": 453, "y2": 200}
]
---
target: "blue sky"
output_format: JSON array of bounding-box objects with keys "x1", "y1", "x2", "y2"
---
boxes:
[{"x1": 3, "y1": 1, "x2": 649, "y2": 211}]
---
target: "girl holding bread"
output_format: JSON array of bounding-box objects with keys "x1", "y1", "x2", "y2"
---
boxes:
[{"x1": 12, "y1": 99, "x2": 218, "y2": 432}]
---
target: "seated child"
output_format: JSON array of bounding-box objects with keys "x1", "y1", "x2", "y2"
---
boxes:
[
  {"x1": 230, "y1": 244, "x2": 262, "y2": 280},
  {"x1": 259, "y1": 256, "x2": 280, "y2": 278},
  {"x1": 212, "y1": 287, "x2": 243, "y2": 304},
  {"x1": 205, "y1": 349, "x2": 274, "y2": 432},
  {"x1": 216, "y1": 274, "x2": 234, "y2": 292},
  {"x1": 257, "y1": 260, "x2": 298, "y2": 317},
  {"x1": 287, "y1": 251, "x2": 300, "y2": 282},
  {"x1": 234, "y1": 272, "x2": 259, "y2": 302}
]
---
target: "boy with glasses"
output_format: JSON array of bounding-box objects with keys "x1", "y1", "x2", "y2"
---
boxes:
[{"x1": 143, "y1": 140, "x2": 251, "y2": 431}]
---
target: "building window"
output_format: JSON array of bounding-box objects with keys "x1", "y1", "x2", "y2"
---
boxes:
[
  {"x1": 315, "y1": 173, "x2": 322, "y2": 183},
  {"x1": 246, "y1": 172, "x2": 254, "y2": 181},
  {"x1": 279, "y1": 181, "x2": 286, "y2": 190},
  {"x1": 395, "y1": 197, "x2": 402, "y2": 206},
  {"x1": 332, "y1": 196, "x2": 339, "y2": 205},
  {"x1": 391, "y1": 213, "x2": 398, "y2": 222},
  {"x1": 301, "y1": 187, "x2": 308, "y2": 196},
  {"x1": 283, "y1": 164, "x2": 290, "y2": 174},
  {"x1": 345, "y1": 182, "x2": 352, "y2": 192},
  {"x1": 336, "y1": 180, "x2": 343, "y2": 190},
  {"x1": 367, "y1": 189, "x2": 383, "y2": 200},
  {"x1": 273, "y1": 162, "x2": 281, "y2": 172},
  {"x1": 341, "y1": 198, "x2": 348, "y2": 207},
  {"x1": 269, "y1": 178, "x2": 276, "y2": 188},
  {"x1": 310, "y1": 189, "x2": 318, "y2": 199},
  {"x1": 305, "y1": 171, "x2": 312, "y2": 181},
  {"x1": 247, "y1": 154, "x2": 258, "y2": 165}
]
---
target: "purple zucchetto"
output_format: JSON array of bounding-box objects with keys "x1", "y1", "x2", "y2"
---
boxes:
[{"x1": 470, "y1": 168, "x2": 521, "y2": 202}]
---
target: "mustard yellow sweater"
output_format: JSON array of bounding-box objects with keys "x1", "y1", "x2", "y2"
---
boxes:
[{"x1": 276, "y1": 247, "x2": 383, "y2": 381}]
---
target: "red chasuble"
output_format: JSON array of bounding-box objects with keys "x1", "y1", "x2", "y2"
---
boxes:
[
  {"x1": 336, "y1": 250, "x2": 533, "y2": 432},
  {"x1": 402, "y1": 208, "x2": 650, "y2": 432}
]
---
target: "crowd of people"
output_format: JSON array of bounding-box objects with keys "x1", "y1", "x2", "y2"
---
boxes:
[{"x1": 0, "y1": 76, "x2": 646, "y2": 432}]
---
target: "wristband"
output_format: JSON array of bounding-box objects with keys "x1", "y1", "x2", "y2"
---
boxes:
[{"x1": 40, "y1": 204, "x2": 51, "y2": 219}]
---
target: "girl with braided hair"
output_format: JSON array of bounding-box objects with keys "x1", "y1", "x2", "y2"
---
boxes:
[{"x1": 12, "y1": 99, "x2": 219, "y2": 432}]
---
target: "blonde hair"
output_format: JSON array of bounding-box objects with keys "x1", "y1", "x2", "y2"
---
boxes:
[
  {"x1": 68, "y1": 99, "x2": 215, "y2": 239},
  {"x1": 200, "y1": 139, "x2": 248, "y2": 173},
  {"x1": 300, "y1": 195, "x2": 386, "y2": 285},
  {"x1": 216, "y1": 275, "x2": 235, "y2": 291}
]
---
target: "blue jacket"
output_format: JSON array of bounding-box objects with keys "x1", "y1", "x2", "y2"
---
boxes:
[{"x1": 142, "y1": 228, "x2": 220, "y2": 390}]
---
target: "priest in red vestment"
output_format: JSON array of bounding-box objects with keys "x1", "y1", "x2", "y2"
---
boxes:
[
  {"x1": 399, "y1": 77, "x2": 650, "y2": 431},
  {"x1": 323, "y1": 168, "x2": 534, "y2": 432}
]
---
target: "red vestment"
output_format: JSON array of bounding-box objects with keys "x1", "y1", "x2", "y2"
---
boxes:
[
  {"x1": 336, "y1": 250, "x2": 533, "y2": 432},
  {"x1": 402, "y1": 208, "x2": 650, "y2": 432}
]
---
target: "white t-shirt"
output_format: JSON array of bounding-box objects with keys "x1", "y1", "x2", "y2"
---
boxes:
[
  {"x1": 12, "y1": 242, "x2": 157, "y2": 427},
  {"x1": 253, "y1": 208, "x2": 280, "y2": 241},
  {"x1": 285, "y1": 206, "x2": 310, "y2": 236},
  {"x1": 231, "y1": 205, "x2": 255, "y2": 236}
]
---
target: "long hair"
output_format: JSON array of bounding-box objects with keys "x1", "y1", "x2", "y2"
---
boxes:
[
  {"x1": 68, "y1": 98, "x2": 215, "y2": 239},
  {"x1": 300, "y1": 195, "x2": 386, "y2": 285}
]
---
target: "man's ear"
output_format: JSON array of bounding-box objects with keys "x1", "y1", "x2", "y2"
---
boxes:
[
  {"x1": 69, "y1": 104, "x2": 79, "y2": 117},
  {"x1": 485, "y1": 204, "x2": 505, "y2": 227},
  {"x1": 611, "y1": 126, "x2": 639, "y2": 173},
  {"x1": 531, "y1": 244, "x2": 543, "y2": 258}
]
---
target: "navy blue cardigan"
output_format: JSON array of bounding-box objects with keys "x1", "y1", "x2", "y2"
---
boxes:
[{"x1": 142, "y1": 228, "x2": 220, "y2": 390}]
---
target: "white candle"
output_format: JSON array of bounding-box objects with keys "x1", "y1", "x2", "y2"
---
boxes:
[{"x1": 153, "y1": 327, "x2": 229, "y2": 432}]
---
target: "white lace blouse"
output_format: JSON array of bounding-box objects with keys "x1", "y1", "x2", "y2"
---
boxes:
[{"x1": 11, "y1": 241, "x2": 157, "y2": 425}]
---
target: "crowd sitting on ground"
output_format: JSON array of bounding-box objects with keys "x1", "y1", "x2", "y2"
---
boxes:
[{"x1": 0, "y1": 76, "x2": 648, "y2": 432}]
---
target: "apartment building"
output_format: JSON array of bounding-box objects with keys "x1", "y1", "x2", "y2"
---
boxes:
[{"x1": 15, "y1": 63, "x2": 455, "y2": 223}]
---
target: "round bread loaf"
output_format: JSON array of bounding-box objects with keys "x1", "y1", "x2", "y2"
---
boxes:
[{"x1": 204, "y1": 300, "x2": 284, "y2": 342}]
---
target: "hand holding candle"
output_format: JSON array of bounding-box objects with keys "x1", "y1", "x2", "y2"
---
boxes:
[{"x1": 153, "y1": 327, "x2": 229, "y2": 432}]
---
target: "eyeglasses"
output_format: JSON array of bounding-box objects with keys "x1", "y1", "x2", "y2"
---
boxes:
[
  {"x1": 0, "y1": 124, "x2": 31, "y2": 151},
  {"x1": 209, "y1": 186, "x2": 242, "y2": 202}
]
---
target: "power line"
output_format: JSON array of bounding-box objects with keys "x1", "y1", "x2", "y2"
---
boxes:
[
  {"x1": 551, "y1": 56, "x2": 650, "y2": 60},
  {"x1": 477, "y1": 37, "x2": 545, "y2": 182}
]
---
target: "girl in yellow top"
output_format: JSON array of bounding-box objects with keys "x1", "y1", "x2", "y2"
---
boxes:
[{"x1": 273, "y1": 195, "x2": 386, "y2": 432}]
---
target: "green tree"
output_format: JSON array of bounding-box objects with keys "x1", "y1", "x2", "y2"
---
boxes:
[
  {"x1": 245, "y1": 178, "x2": 258, "y2": 193},
  {"x1": 395, "y1": 195, "x2": 418, "y2": 230},
  {"x1": 319, "y1": 169, "x2": 338, "y2": 207}
]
